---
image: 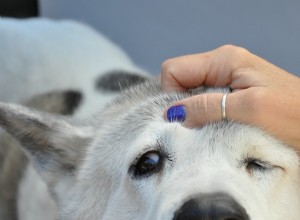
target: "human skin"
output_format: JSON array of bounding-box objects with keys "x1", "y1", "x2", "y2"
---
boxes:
[{"x1": 161, "y1": 45, "x2": 300, "y2": 153}]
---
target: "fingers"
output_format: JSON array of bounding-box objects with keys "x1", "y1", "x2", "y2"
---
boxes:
[
  {"x1": 161, "y1": 45, "x2": 254, "y2": 91},
  {"x1": 164, "y1": 90, "x2": 256, "y2": 128}
]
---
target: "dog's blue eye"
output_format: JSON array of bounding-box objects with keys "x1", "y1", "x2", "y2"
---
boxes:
[{"x1": 132, "y1": 151, "x2": 162, "y2": 177}]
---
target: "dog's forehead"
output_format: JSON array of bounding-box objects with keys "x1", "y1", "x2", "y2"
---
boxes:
[
  {"x1": 95, "y1": 81, "x2": 296, "y2": 167},
  {"x1": 96, "y1": 81, "x2": 184, "y2": 137},
  {"x1": 100, "y1": 80, "x2": 219, "y2": 128}
]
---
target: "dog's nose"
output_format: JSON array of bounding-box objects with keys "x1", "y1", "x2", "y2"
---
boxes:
[{"x1": 173, "y1": 193, "x2": 249, "y2": 220}]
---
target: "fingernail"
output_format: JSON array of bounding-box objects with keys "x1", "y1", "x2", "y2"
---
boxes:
[{"x1": 167, "y1": 105, "x2": 186, "y2": 122}]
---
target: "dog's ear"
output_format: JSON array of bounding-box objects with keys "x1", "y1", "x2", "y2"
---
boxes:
[
  {"x1": 25, "y1": 90, "x2": 82, "y2": 115},
  {"x1": 0, "y1": 101, "x2": 94, "y2": 184}
]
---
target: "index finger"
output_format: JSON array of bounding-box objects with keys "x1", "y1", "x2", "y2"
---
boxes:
[{"x1": 160, "y1": 45, "x2": 253, "y2": 91}]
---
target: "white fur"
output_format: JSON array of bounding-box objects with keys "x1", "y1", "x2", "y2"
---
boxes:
[
  {"x1": 67, "y1": 120, "x2": 300, "y2": 220},
  {"x1": 18, "y1": 165, "x2": 57, "y2": 220},
  {"x1": 0, "y1": 18, "x2": 148, "y2": 118}
]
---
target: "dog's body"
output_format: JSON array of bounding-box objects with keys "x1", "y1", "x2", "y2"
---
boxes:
[
  {"x1": 0, "y1": 18, "x2": 147, "y2": 118},
  {"x1": 1, "y1": 18, "x2": 300, "y2": 220}
]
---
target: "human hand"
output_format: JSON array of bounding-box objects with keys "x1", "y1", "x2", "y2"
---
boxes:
[{"x1": 161, "y1": 45, "x2": 300, "y2": 151}]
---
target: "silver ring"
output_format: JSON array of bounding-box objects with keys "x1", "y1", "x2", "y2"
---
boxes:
[{"x1": 221, "y1": 92, "x2": 229, "y2": 120}]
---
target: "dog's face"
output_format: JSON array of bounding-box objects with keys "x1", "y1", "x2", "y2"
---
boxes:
[{"x1": 1, "y1": 82, "x2": 300, "y2": 220}]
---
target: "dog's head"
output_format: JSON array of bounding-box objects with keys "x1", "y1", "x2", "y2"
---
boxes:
[{"x1": 0, "y1": 81, "x2": 300, "y2": 220}]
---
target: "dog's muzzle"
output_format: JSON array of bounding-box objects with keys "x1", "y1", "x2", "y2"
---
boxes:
[{"x1": 173, "y1": 192, "x2": 249, "y2": 220}]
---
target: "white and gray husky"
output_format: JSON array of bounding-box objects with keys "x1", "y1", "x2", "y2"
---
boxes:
[{"x1": 1, "y1": 18, "x2": 300, "y2": 220}]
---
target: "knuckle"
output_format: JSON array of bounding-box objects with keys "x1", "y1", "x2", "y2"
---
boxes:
[
  {"x1": 219, "y1": 44, "x2": 250, "y2": 56},
  {"x1": 196, "y1": 95, "x2": 208, "y2": 119},
  {"x1": 194, "y1": 94, "x2": 217, "y2": 124},
  {"x1": 219, "y1": 44, "x2": 237, "y2": 51},
  {"x1": 217, "y1": 45, "x2": 252, "y2": 69},
  {"x1": 160, "y1": 58, "x2": 180, "y2": 89},
  {"x1": 161, "y1": 58, "x2": 176, "y2": 75}
]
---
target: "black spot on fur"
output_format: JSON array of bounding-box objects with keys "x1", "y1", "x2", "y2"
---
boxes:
[
  {"x1": 95, "y1": 70, "x2": 148, "y2": 92},
  {"x1": 25, "y1": 90, "x2": 83, "y2": 116},
  {"x1": 63, "y1": 90, "x2": 82, "y2": 115}
]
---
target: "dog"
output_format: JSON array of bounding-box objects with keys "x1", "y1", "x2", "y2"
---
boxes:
[
  {"x1": 1, "y1": 18, "x2": 300, "y2": 220},
  {"x1": 1, "y1": 78, "x2": 300, "y2": 220}
]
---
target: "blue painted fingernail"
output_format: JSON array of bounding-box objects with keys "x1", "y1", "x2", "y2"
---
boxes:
[{"x1": 167, "y1": 105, "x2": 186, "y2": 122}]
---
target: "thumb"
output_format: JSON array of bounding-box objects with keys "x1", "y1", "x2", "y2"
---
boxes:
[{"x1": 164, "y1": 92, "x2": 246, "y2": 128}]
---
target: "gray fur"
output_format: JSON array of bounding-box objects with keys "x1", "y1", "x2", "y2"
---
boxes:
[
  {"x1": 0, "y1": 90, "x2": 83, "y2": 220},
  {"x1": 95, "y1": 70, "x2": 148, "y2": 92},
  {"x1": 27, "y1": 90, "x2": 82, "y2": 115},
  {"x1": 0, "y1": 133, "x2": 27, "y2": 220}
]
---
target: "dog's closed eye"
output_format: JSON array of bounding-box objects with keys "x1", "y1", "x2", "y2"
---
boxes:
[
  {"x1": 246, "y1": 159, "x2": 268, "y2": 171},
  {"x1": 129, "y1": 151, "x2": 164, "y2": 178},
  {"x1": 244, "y1": 157, "x2": 274, "y2": 175}
]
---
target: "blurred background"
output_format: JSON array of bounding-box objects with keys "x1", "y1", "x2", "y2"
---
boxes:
[{"x1": 1, "y1": 0, "x2": 299, "y2": 76}]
